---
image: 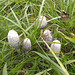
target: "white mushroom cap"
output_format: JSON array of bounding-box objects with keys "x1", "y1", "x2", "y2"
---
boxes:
[
  {"x1": 51, "y1": 40, "x2": 61, "y2": 56},
  {"x1": 43, "y1": 29, "x2": 53, "y2": 46},
  {"x1": 39, "y1": 16, "x2": 47, "y2": 29},
  {"x1": 23, "y1": 38, "x2": 31, "y2": 51},
  {"x1": 8, "y1": 30, "x2": 19, "y2": 47}
]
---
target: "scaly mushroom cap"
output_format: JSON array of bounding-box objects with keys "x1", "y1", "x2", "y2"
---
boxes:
[
  {"x1": 51, "y1": 40, "x2": 61, "y2": 56},
  {"x1": 23, "y1": 38, "x2": 31, "y2": 52},
  {"x1": 39, "y1": 16, "x2": 47, "y2": 29},
  {"x1": 43, "y1": 29, "x2": 53, "y2": 46},
  {"x1": 8, "y1": 30, "x2": 19, "y2": 47}
]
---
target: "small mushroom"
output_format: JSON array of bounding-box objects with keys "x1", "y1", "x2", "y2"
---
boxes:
[
  {"x1": 23, "y1": 38, "x2": 31, "y2": 52},
  {"x1": 50, "y1": 40, "x2": 61, "y2": 57},
  {"x1": 8, "y1": 30, "x2": 20, "y2": 48},
  {"x1": 43, "y1": 29, "x2": 53, "y2": 46},
  {"x1": 38, "y1": 16, "x2": 47, "y2": 29}
]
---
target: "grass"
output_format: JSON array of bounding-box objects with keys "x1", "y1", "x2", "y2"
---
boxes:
[{"x1": 0, "y1": 0, "x2": 75, "y2": 75}]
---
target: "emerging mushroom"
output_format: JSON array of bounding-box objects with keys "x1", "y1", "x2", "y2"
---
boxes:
[
  {"x1": 38, "y1": 16, "x2": 47, "y2": 29},
  {"x1": 23, "y1": 38, "x2": 31, "y2": 52},
  {"x1": 8, "y1": 30, "x2": 20, "y2": 48},
  {"x1": 43, "y1": 29, "x2": 53, "y2": 46},
  {"x1": 50, "y1": 40, "x2": 61, "y2": 57}
]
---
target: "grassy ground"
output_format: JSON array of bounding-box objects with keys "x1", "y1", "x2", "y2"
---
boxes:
[{"x1": 0, "y1": 0, "x2": 75, "y2": 75}]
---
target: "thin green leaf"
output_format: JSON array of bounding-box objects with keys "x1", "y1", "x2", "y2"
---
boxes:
[
  {"x1": 64, "y1": 60, "x2": 75, "y2": 65},
  {"x1": 57, "y1": 30, "x2": 75, "y2": 44},
  {"x1": 35, "y1": 68, "x2": 52, "y2": 75},
  {"x1": 10, "y1": 7, "x2": 21, "y2": 26},
  {"x1": 2, "y1": 63, "x2": 8, "y2": 75}
]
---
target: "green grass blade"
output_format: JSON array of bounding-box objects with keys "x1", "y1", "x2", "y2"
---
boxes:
[
  {"x1": 38, "y1": 0, "x2": 45, "y2": 17},
  {"x1": 57, "y1": 30, "x2": 75, "y2": 44},
  {"x1": 2, "y1": 18, "x2": 10, "y2": 31},
  {"x1": 10, "y1": 7, "x2": 21, "y2": 26},
  {"x1": 35, "y1": 68, "x2": 52, "y2": 75},
  {"x1": 37, "y1": 0, "x2": 45, "y2": 26},
  {"x1": 2, "y1": 63, "x2": 8, "y2": 75}
]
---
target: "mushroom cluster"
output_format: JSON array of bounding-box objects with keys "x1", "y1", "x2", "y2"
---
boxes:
[
  {"x1": 38, "y1": 16, "x2": 61, "y2": 56},
  {"x1": 8, "y1": 30, "x2": 31, "y2": 53},
  {"x1": 42, "y1": 29, "x2": 61, "y2": 56},
  {"x1": 7, "y1": 15, "x2": 61, "y2": 56}
]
